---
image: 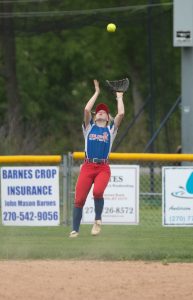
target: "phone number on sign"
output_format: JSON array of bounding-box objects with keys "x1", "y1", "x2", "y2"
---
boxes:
[
  {"x1": 169, "y1": 215, "x2": 193, "y2": 223},
  {"x1": 3, "y1": 211, "x2": 59, "y2": 221},
  {"x1": 84, "y1": 206, "x2": 134, "y2": 214}
]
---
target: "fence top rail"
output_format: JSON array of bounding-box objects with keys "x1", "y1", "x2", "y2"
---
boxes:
[
  {"x1": 72, "y1": 152, "x2": 193, "y2": 162},
  {"x1": 0, "y1": 155, "x2": 62, "y2": 164}
]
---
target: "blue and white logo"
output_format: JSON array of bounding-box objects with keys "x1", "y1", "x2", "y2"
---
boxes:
[{"x1": 171, "y1": 172, "x2": 193, "y2": 199}]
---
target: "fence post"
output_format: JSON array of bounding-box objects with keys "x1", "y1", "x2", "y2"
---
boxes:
[
  {"x1": 62, "y1": 154, "x2": 68, "y2": 225},
  {"x1": 67, "y1": 152, "x2": 73, "y2": 226}
]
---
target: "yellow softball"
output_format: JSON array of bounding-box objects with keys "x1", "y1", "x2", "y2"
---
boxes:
[{"x1": 107, "y1": 23, "x2": 116, "y2": 33}]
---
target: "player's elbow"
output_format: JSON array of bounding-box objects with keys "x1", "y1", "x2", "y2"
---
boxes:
[
  {"x1": 84, "y1": 108, "x2": 91, "y2": 115},
  {"x1": 118, "y1": 112, "x2": 125, "y2": 119}
]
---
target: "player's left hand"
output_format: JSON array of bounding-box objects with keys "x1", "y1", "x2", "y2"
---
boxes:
[{"x1": 94, "y1": 79, "x2": 100, "y2": 95}]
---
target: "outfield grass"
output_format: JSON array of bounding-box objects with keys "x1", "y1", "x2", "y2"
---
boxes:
[
  {"x1": 1, "y1": 220, "x2": 193, "y2": 262},
  {"x1": 1, "y1": 205, "x2": 192, "y2": 262}
]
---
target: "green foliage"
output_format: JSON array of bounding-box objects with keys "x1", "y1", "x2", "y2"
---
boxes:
[{"x1": 0, "y1": 1, "x2": 181, "y2": 154}]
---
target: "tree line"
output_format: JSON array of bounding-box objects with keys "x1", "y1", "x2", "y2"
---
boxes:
[{"x1": 0, "y1": 0, "x2": 181, "y2": 154}]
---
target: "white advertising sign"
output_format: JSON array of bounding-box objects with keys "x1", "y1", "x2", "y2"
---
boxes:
[
  {"x1": 1, "y1": 166, "x2": 60, "y2": 226},
  {"x1": 162, "y1": 167, "x2": 193, "y2": 226},
  {"x1": 82, "y1": 165, "x2": 139, "y2": 224}
]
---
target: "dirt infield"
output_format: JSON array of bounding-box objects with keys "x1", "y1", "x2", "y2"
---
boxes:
[{"x1": 0, "y1": 260, "x2": 193, "y2": 300}]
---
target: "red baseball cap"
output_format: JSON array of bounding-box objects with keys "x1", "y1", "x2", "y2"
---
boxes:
[{"x1": 95, "y1": 103, "x2": 109, "y2": 114}]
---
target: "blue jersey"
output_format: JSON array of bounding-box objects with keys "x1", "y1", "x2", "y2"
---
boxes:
[{"x1": 82, "y1": 119, "x2": 118, "y2": 159}]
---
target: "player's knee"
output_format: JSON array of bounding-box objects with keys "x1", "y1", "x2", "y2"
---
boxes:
[
  {"x1": 74, "y1": 198, "x2": 85, "y2": 208},
  {"x1": 93, "y1": 190, "x2": 103, "y2": 199}
]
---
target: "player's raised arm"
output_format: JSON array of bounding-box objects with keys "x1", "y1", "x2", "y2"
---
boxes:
[
  {"x1": 84, "y1": 80, "x2": 100, "y2": 128},
  {"x1": 114, "y1": 91, "x2": 125, "y2": 129},
  {"x1": 105, "y1": 77, "x2": 129, "y2": 129}
]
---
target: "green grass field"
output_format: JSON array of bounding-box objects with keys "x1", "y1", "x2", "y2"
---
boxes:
[{"x1": 1, "y1": 214, "x2": 193, "y2": 262}]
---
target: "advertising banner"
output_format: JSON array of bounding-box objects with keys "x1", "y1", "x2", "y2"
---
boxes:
[
  {"x1": 162, "y1": 167, "x2": 193, "y2": 226},
  {"x1": 82, "y1": 165, "x2": 139, "y2": 224},
  {"x1": 1, "y1": 166, "x2": 60, "y2": 226}
]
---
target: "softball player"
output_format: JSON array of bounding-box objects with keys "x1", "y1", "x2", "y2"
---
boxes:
[{"x1": 70, "y1": 79, "x2": 125, "y2": 238}]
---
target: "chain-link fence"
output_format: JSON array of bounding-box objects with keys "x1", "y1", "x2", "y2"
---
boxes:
[
  {"x1": 0, "y1": 153, "x2": 192, "y2": 228},
  {"x1": 67, "y1": 153, "x2": 186, "y2": 228}
]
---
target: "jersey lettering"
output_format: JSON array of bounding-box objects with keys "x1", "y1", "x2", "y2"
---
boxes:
[{"x1": 82, "y1": 120, "x2": 117, "y2": 159}]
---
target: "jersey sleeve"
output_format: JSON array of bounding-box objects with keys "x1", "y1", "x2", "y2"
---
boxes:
[
  {"x1": 82, "y1": 118, "x2": 93, "y2": 138},
  {"x1": 110, "y1": 120, "x2": 118, "y2": 134},
  {"x1": 109, "y1": 121, "x2": 118, "y2": 144}
]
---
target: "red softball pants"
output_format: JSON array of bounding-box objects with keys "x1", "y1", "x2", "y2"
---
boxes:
[{"x1": 74, "y1": 162, "x2": 111, "y2": 208}]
